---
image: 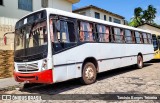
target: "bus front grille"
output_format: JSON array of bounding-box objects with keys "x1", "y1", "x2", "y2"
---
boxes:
[{"x1": 17, "y1": 63, "x2": 39, "y2": 72}]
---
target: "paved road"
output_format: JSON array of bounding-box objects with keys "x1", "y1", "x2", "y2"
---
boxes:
[{"x1": 1, "y1": 60, "x2": 160, "y2": 103}]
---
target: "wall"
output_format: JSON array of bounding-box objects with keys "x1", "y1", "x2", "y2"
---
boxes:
[
  {"x1": 0, "y1": 0, "x2": 32, "y2": 19},
  {"x1": 0, "y1": 0, "x2": 73, "y2": 50},
  {"x1": 74, "y1": 8, "x2": 124, "y2": 24},
  {"x1": 75, "y1": 8, "x2": 92, "y2": 17},
  {"x1": 90, "y1": 8, "x2": 124, "y2": 24},
  {"x1": 0, "y1": 17, "x2": 17, "y2": 50},
  {"x1": 0, "y1": 0, "x2": 73, "y2": 19},
  {"x1": 48, "y1": 0, "x2": 72, "y2": 12},
  {"x1": 138, "y1": 25, "x2": 160, "y2": 35},
  {"x1": 0, "y1": 50, "x2": 14, "y2": 79}
]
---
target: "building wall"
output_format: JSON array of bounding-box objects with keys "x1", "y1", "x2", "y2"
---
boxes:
[
  {"x1": 0, "y1": 0, "x2": 75, "y2": 50},
  {"x1": 0, "y1": 0, "x2": 73, "y2": 19},
  {"x1": 75, "y1": 8, "x2": 91, "y2": 17},
  {"x1": 0, "y1": 17, "x2": 17, "y2": 50},
  {"x1": 74, "y1": 8, "x2": 124, "y2": 24},
  {"x1": 48, "y1": 0, "x2": 72, "y2": 13},
  {"x1": 138, "y1": 25, "x2": 160, "y2": 35}
]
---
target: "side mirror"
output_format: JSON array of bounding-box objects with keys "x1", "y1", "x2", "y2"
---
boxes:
[{"x1": 3, "y1": 35, "x2": 7, "y2": 45}]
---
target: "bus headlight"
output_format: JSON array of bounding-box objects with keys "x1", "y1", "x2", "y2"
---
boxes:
[{"x1": 42, "y1": 59, "x2": 47, "y2": 70}]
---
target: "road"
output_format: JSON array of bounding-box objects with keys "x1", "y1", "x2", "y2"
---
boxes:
[{"x1": 1, "y1": 60, "x2": 160, "y2": 103}]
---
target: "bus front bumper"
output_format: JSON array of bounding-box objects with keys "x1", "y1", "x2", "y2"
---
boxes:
[{"x1": 13, "y1": 69, "x2": 53, "y2": 84}]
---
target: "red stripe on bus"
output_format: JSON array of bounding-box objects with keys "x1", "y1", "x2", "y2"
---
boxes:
[{"x1": 14, "y1": 69, "x2": 53, "y2": 84}]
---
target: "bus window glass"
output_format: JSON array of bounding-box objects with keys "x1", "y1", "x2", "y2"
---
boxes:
[
  {"x1": 147, "y1": 34, "x2": 152, "y2": 44},
  {"x1": 142, "y1": 33, "x2": 148, "y2": 44},
  {"x1": 158, "y1": 36, "x2": 160, "y2": 49},
  {"x1": 113, "y1": 27, "x2": 124, "y2": 43},
  {"x1": 79, "y1": 22, "x2": 94, "y2": 42},
  {"x1": 135, "y1": 31, "x2": 142, "y2": 43},
  {"x1": 152, "y1": 35, "x2": 158, "y2": 51},
  {"x1": 124, "y1": 29, "x2": 132, "y2": 43},
  {"x1": 54, "y1": 20, "x2": 76, "y2": 43},
  {"x1": 97, "y1": 24, "x2": 109, "y2": 42}
]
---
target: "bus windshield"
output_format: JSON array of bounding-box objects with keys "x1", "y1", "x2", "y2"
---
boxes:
[{"x1": 14, "y1": 20, "x2": 48, "y2": 61}]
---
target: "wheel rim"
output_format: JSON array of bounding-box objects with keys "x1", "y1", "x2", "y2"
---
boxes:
[{"x1": 85, "y1": 66, "x2": 95, "y2": 81}]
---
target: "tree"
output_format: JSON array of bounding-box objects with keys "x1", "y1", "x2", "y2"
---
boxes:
[
  {"x1": 129, "y1": 7, "x2": 143, "y2": 27},
  {"x1": 129, "y1": 5, "x2": 157, "y2": 27},
  {"x1": 143, "y1": 5, "x2": 157, "y2": 23}
]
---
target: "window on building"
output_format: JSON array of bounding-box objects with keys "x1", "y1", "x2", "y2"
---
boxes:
[
  {"x1": 0, "y1": 0, "x2": 3, "y2": 5},
  {"x1": 95, "y1": 12, "x2": 100, "y2": 19},
  {"x1": 112, "y1": 27, "x2": 124, "y2": 43},
  {"x1": 79, "y1": 21, "x2": 94, "y2": 42},
  {"x1": 104, "y1": 15, "x2": 106, "y2": 21},
  {"x1": 135, "y1": 31, "x2": 143, "y2": 43},
  {"x1": 114, "y1": 18, "x2": 121, "y2": 24},
  {"x1": 109, "y1": 17, "x2": 112, "y2": 22},
  {"x1": 18, "y1": 0, "x2": 33, "y2": 11},
  {"x1": 96, "y1": 24, "x2": 110, "y2": 42},
  {"x1": 41, "y1": 0, "x2": 48, "y2": 8},
  {"x1": 125, "y1": 29, "x2": 133, "y2": 43}
]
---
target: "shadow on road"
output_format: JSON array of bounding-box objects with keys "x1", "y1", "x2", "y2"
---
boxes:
[
  {"x1": 97, "y1": 63, "x2": 152, "y2": 81},
  {"x1": 147, "y1": 59, "x2": 160, "y2": 63},
  {"x1": 20, "y1": 63, "x2": 153, "y2": 95}
]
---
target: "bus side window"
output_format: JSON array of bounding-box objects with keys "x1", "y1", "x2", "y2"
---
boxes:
[
  {"x1": 96, "y1": 24, "x2": 110, "y2": 42},
  {"x1": 55, "y1": 20, "x2": 76, "y2": 43},
  {"x1": 142, "y1": 33, "x2": 148, "y2": 44},
  {"x1": 135, "y1": 31, "x2": 142, "y2": 44},
  {"x1": 147, "y1": 33, "x2": 152, "y2": 44},
  {"x1": 79, "y1": 21, "x2": 94, "y2": 42},
  {"x1": 124, "y1": 29, "x2": 132, "y2": 43},
  {"x1": 112, "y1": 27, "x2": 124, "y2": 43}
]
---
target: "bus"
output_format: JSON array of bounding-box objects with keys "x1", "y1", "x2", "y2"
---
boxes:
[
  {"x1": 152, "y1": 34, "x2": 160, "y2": 59},
  {"x1": 11, "y1": 8, "x2": 154, "y2": 85}
]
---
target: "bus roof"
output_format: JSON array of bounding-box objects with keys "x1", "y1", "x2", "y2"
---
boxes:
[{"x1": 20, "y1": 8, "x2": 152, "y2": 34}]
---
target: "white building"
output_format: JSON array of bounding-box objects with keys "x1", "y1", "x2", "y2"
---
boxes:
[
  {"x1": 0, "y1": 0, "x2": 80, "y2": 18},
  {"x1": 73, "y1": 5, "x2": 125, "y2": 25},
  {"x1": 0, "y1": 0, "x2": 80, "y2": 50}
]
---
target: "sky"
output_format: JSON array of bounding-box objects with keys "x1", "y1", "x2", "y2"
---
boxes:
[{"x1": 73, "y1": 0, "x2": 160, "y2": 24}]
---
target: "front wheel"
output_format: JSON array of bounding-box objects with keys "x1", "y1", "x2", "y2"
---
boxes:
[
  {"x1": 137, "y1": 55, "x2": 143, "y2": 69},
  {"x1": 81, "y1": 62, "x2": 97, "y2": 85}
]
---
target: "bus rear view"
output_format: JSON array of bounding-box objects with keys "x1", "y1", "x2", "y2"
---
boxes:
[{"x1": 14, "y1": 10, "x2": 53, "y2": 84}]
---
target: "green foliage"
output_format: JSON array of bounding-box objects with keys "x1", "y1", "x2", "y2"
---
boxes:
[{"x1": 129, "y1": 5, "x2": 157, "y2": 27}]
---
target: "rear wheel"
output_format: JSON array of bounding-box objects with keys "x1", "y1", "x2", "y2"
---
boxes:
[
  {"x1": 137, "y1": 55, "x2": 143, "y2": 69},
  {"x1": 81, "y1": 62, "x2": 97, "y2": 85}
]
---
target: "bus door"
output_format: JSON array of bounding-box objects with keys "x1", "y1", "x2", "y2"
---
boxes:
[
  {"x1": 152, "y1": 34, "x2": 160, "y2": 59},
  {"x1": 51, "y1": 16, "x2": 78, "y2": 79},
  {"x1": 157, "y1": 35, "x2": 160, "y2": 57}
]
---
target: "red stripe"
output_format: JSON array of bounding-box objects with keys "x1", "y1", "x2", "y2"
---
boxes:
[{"x1": 14, "y1": 69, "x2": 53, "y2": 84}]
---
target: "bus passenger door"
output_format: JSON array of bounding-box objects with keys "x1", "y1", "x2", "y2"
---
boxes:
[{"x1": 52, "y1": 16, "x2": 78, "y2": 80}]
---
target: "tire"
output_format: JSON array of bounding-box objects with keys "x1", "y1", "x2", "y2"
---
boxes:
[
  {"x1": 137, "y1": 55, "x2": 143, "y2": 69},
  {"x1": 81, "y1": 62, "x2": 97, "y2": 85}
]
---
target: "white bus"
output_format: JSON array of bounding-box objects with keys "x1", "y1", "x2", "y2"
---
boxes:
[{"x1": 12, "y1": 8, "x2": 154, "y2": 85}]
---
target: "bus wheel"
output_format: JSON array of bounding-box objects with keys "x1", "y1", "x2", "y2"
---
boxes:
[
  {"x1": 137, "y1": 55, "x2": 143, "y2": 69},
  {"x1": 81, "y1": 62, "x2": 97, "y2": 85}
]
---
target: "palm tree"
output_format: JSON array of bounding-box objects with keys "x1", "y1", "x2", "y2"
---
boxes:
[
  {"x1": 129, "y1": 7, "x2": 143, "y2": 27},
  {"x1": 147, "y1": 5, "x2": 157, "y2": 23}
]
